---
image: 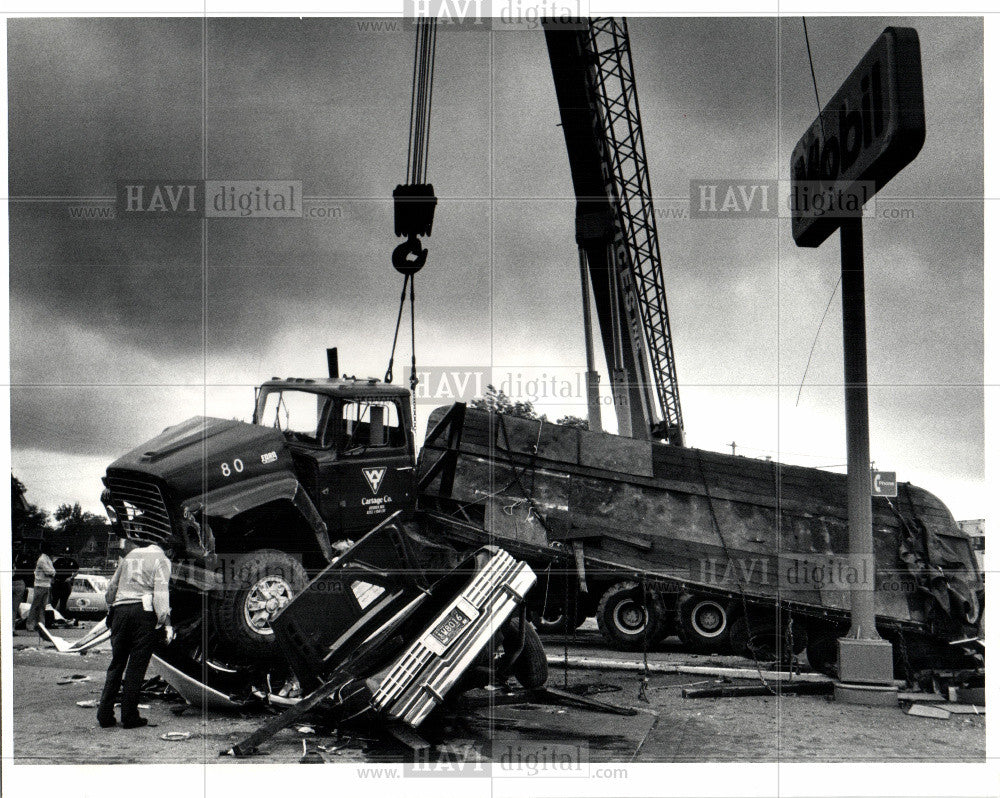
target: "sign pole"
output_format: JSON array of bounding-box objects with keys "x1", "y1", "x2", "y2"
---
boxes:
[
  {"x1": 840, "y1": 215, "x2": 878, "y2": 639},
  {"x1": 835, "y1": 215, "x2": 897, "y2": 702},
  {"x1": 789, "y1": 26, "x2": 924, "y2": 704}
]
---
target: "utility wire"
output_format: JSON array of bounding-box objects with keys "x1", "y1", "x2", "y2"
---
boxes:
[
  {"x1": 795, "y1": 275, "x2": 841, "y2": 407},
  {"x1": 795, "y1": 18, "x2": 835, "y2": 408},
  {"x1": 802, "y1": 18, "x2": 824, "y2": 123}
]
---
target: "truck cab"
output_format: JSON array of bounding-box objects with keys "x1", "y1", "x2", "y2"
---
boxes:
[
  {"x1": 101, "y1": 372, "x2": 419, "y2": 666},
  {"x1": 253, "y1": 377, "x2": 417, "y2": 539}
]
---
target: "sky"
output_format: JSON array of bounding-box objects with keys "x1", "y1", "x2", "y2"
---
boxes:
[{"x1": 5, "y1": 16, "x2": 985, "y2": 520}]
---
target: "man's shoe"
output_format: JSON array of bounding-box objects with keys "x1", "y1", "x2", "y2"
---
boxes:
[
  {"x1": 121, "y1": 717, "x2": 148, "y2": 729},
  {"x1": 97, "y1": 715, "x2": 116, "y2": 728}
]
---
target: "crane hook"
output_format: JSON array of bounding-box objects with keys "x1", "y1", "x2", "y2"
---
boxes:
[{"x1": 392, "y1": 235, "x2": 428, "y2": 275}]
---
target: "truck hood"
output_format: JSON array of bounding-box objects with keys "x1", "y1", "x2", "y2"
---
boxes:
[{"x1": 106, "y1": 416, "x2": 294, "y2": 500}]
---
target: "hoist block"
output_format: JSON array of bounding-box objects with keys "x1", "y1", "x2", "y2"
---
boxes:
[{"x1": 393, "y1": 183, "x2": 437, "y2": 238}]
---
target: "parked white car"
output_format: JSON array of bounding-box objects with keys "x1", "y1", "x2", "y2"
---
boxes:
[
  {"x1": 18, "y1": 574, "x2": 110, "y2": 621},
  {"x1": 67, "y1": 574, "x2": 110, "y2": 617}
]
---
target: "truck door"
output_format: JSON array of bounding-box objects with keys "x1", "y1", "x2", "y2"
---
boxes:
[{"x1": 320, "y1": 397, "x2": 414, "y2": 539}]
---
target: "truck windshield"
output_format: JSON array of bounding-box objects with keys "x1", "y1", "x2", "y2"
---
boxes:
[{"x1": 256, "y1": 388, "x2": 332, "y2": 447}]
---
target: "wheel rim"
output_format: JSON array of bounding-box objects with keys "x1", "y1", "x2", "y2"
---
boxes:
[
  {"x1": 690, "y1": 600, "x2": 727, "y2": 638},
  {"x1": 612, "y1": 598, "x2": 648, "y2": 635},
  {"x1": 243, "y1": 575, "x2": 294, "y2": 637}
]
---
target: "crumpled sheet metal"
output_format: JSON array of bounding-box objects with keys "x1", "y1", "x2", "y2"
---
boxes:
[
  {"x1": 38, "y1": 619, "x2": 111, "y2": 654},
  {"x1": 149, "y1": 654, "x2": 245, "y2": 711}
]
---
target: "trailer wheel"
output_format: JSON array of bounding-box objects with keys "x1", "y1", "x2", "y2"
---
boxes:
[
  {"x1": 730, "y1": 613, "x2": 807, "y2": 664},
  {"x1": 805, "y1": 633, "x2": 838, "y2": 675},
  {"x1": 534, "y1": 600, "x2": 589, "y2": 634},
  {"x1": 677, "y1": 595, "x2": 732, "y2": 652},
  {"x1": 211, "y1": 549, "x2": 307, "y2": 664},
  {"x1": 595, "y1": 581, "x2": 665, "y2": 650}
]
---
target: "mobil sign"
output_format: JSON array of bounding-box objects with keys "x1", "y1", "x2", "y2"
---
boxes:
[{"x1": 791, "y1": 27, "x2": 925, "y2": 247}]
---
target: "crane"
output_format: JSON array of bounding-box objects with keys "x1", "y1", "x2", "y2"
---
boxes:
[
  {"x1": 543, "y1": 19, "x2": 685, "y2": 445},
  {"x1": 388, "y1": 17, "x2": 684, "y2": 445}
]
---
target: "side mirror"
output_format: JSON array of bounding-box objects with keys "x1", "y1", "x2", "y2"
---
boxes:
[{"x1": 369, "y1": 405, "x2": 385, "y2": 447}]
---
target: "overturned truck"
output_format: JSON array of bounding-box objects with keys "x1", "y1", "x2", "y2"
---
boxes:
[
  {"x1": 417, "y1": 404, "x2": 983, "y2": 672},
  {"x1": 99, "y1": 367, "x2": 982, "y2": 681}
]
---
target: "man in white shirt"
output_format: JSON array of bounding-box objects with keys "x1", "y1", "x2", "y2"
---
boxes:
[
  {"x1": 96, "y1": 537, "x2": 174, "y2": 729},
  {"x1": 26, "y1": 542, "x2": 56, "y2": 635}
]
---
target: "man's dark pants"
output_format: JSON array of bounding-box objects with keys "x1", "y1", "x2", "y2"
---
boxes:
[
  {"x1": 51, "y1": 579, "x2": 72, "y2": 616},
  {"x1": 98, "y1": 603, "x2": 159, "y2": 725}
]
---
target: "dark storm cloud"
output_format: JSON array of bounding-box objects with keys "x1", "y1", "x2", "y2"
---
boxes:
[
  {"x1": 7, "y1": 17, "x2": 984, "y2": 516},
  {"x1": 9, "y1": 18, "x2": 496, "y2": 376}
]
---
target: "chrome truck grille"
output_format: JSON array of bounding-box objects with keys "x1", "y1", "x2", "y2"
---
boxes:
[
  {"x1": 105, "y1": 474, "x2": 174, "y2": 543},
  {"x1": 370, "y1": 548, "x2": 536, "y2": 728}
]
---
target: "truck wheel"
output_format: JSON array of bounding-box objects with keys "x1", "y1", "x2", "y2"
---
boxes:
[
  {"x1": 595, "y1": 581, "x2": 665, "y2": 651},
  {"x1": 212, "y1": 549, "x2": 307, "y2": 664},
  {"x1": 512, "y1": 621, "x2": 549, "y2": 690},
  {"x1": 677, "y1": 595, "x2": 732, "y2": 652}
]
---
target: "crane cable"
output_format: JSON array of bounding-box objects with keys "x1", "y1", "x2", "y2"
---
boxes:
[
  {"x1": 794, "y1": 18, "x2": 839, "y2": 408},
  {"x1": 406, "y1": 18, "x2": 437, "y2": 185},
  {"x1": 386, "y1": 17, "x2": 438, "y2": 426}
]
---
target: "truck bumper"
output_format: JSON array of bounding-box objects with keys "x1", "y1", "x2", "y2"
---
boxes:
[{"x1": 371, "y1": 548, "x2": 536, "y2": 727}]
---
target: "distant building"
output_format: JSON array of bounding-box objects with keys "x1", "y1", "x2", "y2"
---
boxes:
[{"x1": 958, "y1": 519, "x2": 985, "y2": 572}]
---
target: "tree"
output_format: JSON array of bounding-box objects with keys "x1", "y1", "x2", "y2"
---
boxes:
[
  {"x1": 470, "y1": 385, "x2": 546, "y2": 422},
  {"x1": 11, "y1": 475, "x2": 51, "y2": 547},
  {"x1": 53, "y1": 502, "x2": 109, "y2": 561},
  {"x1": 471, "y1": 388, "x2": 592, "y2": 429}
]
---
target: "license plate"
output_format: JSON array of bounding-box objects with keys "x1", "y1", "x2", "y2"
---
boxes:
[{"x1": 430, "y1": 606, "x2": 472, "y2": 651}]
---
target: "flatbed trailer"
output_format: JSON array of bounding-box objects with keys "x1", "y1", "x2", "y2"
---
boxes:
[{"x1": 416, "y1": 404, "x2": 983, "y2": 673}]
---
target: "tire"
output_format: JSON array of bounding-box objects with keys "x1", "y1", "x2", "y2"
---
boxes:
[
  {"x1": 534, "y1": 600, "x2": 589, "y2": 634},
  {"x1": 730, "y1": 613, "x2": 806, "y2": 664},
  {"x1": 677, "y1": 595, "x2": 733, "y2": 653},
  {"x1": 211, "y1": 549, "x2": 308, "y2": 664},
  {"x1": 595, "y1": 581, "x2": 666, "y2": 651},
  {"x1": 805, "y1": 632, "x2": 838, "y2": 675},
  {"x1": 729, "y1": 615, "x2": 777, "y2": 662},
  {"x1": 512, "y1": 621, "x2": 549, "y2": 690}
]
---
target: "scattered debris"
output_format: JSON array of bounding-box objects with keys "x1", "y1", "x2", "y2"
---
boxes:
[
  {"x1": 296, "y1": 726, "x2": 316, "y2": 734},
  {"x1": 387, "y1": 723, "x2": 430, "y2": 753},
  {"x1": 897, "y1": 692, "x2": 944, "y2": 703},
  {"x1": 955, "y1": 687, "x2": 986, "y2": 705},
  {"x1": 38, "y1": 620, "x2": 111, "y2": 655},
  {"x1": 682, "y1": 681, "x2": 834, "y2": 699},
  {"x1": 935, "y1": 704, "x2": 984, "y2": 715},
  {"x1": 569, "y1": 682, "x2": 623, "y2": 696},
  {"x1": 149, "y1": 654, "x2": 249, "y2": 711},
  {"x1": 76, "y1": 700, "x2": 97, "y2": 708},
  {"x1": 57, "y1": 674, "x2": 92, "y2": 685},
  {"x1": 264, "y1": 693, "x2": 301, "y2": 708},
  {"x1": 906, "y1": 704, "x2": 952, "y2": 719},
  {"x1": 546, "y1": 655, "x2": 838, "y2": 684},
  {"x1": 298, "y1": 739, "x2": 325, "y2": 763},
  {"x1": 161, "y1": 731, "x2": 192, "y2": 741}
]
